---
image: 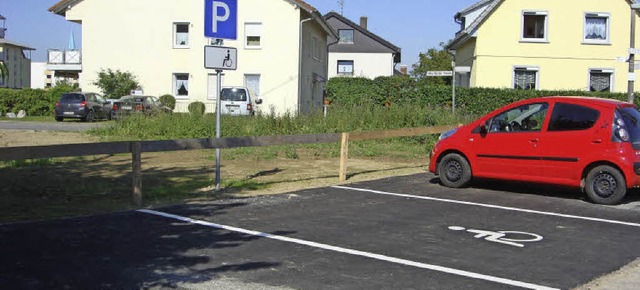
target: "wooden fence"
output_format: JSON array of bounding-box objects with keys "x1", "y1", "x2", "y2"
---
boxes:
[{"x1": 0, "y1": 125, "x2": 456, "y2": 205}]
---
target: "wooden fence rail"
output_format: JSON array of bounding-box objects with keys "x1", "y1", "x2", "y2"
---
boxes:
[{"x1": 0, "y1": 125, "x2": 456, "y2": 205}]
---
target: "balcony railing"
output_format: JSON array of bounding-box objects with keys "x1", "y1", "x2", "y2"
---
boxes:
[{"x1": 47, "y1": 49, "x2": 81, "y2": 65}]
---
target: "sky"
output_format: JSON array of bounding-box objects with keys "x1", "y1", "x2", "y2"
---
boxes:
[{"x1": 0, "y1": 0, "x2": 479, "y2": 69}]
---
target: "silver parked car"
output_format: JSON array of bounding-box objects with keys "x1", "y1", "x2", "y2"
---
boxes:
[{"x1": 219, "y1": 87, "x2": 262, "y2": 116}]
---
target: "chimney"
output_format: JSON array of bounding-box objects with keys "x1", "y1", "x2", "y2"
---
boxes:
[
  {"x1": 360, "y1": 16, "x2": 368, "y2": 30},
  {"x1": 400, "y1": 65, "x2": 408, "y2": 75}
]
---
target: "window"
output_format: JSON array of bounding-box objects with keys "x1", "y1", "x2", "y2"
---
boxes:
[
  {"x1": 337, "y1": 60, "x2": 354, "y2": 75},
  {"x1": 513, "y1": 66, "x2": 538, "y2": 90},
  {"x1": 589, "y1": 69, "x2": 613, "y2": 92},
  {"x1": 245, "y1": 23, "x2": 262, "y2": 48},
  {"x1": 584, "y1": 13, "x2": 610, "y2": 44},
  {"x1": 173, "y1": 23, "x2": 189, "y2": 48},
  {"x1": 173, "y1": 73, "x2": 189, "y2": 97},
  {"x1": 244, "y1": 74, "x2": 261, "y2": 98},
  {"x1": 488, "y1": 103, "x2": 549, "y2": 133},
  {"x1": 548, "y1": 103, "x2": 600, "y2": 131},
  {"x1": 338, "y1": 29, "x2": 354, "y2": 44},
  {"x1": 522, "y1": 11, "x2": 548, "y2": 41},
  {"x1": 312, "y1": 36, "x2": 320, "y2": 61}
]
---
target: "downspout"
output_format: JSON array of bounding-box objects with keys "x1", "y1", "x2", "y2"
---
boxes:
[
  {"x1": 298, "y1": 17, "x2": 312, "y2": 115},
  {"x1": 325, "y1": 35, "x2": 339, "y2": 95}
]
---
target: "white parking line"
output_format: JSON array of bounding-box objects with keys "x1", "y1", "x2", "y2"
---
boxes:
[
  {"x1": 332, "y1": 186, "x2": 640, "y2": 228},
  {"x1": 137, "y1": 209, "x2": 558, "y2": 290}
]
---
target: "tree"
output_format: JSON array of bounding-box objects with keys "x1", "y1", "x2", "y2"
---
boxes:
[
  {"x1": 0, "y1": 60, "x2": 8, "y2": 84},
  {"x1": 411, "y1": 44, "x2": 453, "y2": 86},
  {"x1": 92, "y1": 68, "x2": 141, "y2": 99}
]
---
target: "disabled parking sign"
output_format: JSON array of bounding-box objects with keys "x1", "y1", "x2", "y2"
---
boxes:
[{"x1": 204, "y1": 0, "x2": 237, "y2": 40}]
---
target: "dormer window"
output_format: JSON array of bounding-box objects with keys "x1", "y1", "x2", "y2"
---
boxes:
[{"x1": 338, "y1": 29, "x2": 354, "y2": 44}]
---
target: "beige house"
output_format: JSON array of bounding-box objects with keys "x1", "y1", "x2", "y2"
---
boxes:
[
  {"x1": 0, "y1": 39, "x2": 34, "y2": 89},
  {"x1": 49, "y1": 0, "x2": 336, "y2": 115},
  {"x1": 448, "y1": 0, "x2": 640, "y2": 93}
]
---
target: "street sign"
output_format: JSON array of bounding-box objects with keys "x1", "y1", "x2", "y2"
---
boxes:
[
  {"x1": 205, "y1": 45, "x2": 237, "y2": 70},
  {"x1": 204, "y1": 0, "x2": 237, "y2": 40},
  {"x1": 426, "y1": 71, "x2": 453, "y2": 77}
]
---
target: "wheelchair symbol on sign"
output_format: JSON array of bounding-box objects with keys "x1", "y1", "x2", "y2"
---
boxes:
[{"x1": 448, "y1": 226, "x2": 543, "y2": 248}]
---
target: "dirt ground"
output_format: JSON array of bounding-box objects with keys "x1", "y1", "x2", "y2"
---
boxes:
[{"x1": 0, "y1": 129, "x2": 427, "y2": 222}]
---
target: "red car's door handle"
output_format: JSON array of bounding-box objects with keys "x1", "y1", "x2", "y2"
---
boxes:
[
  {"x1": 530, "y1": 139, "x2": 539, "y2": 143},
  {"x1": 592, "y1": 139, "x2": 602, "y2": 144}
]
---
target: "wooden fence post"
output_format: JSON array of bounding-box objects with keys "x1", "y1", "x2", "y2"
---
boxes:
[
  {"x1": 339, "y1": 133, "x2": 349, "y2": 182},
  {"x1": 132, "y1": 142, "x2": 142, "y2": 206}
]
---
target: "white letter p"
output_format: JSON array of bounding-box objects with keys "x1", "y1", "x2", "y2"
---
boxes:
[{"x1": 212, "y1": 1, "x2": 230, "y2": 33}]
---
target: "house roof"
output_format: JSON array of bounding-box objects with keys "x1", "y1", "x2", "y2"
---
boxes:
[
  {"x1": 324, "y1": 11, "x2": 401, "y2": 54},
  {"x1": 0, "y1": 39, "x2": 35, "y2": 50},
  {"x1": 448, "y1": 0, "x2": 640, "y2": 50},
  {"x1": 49, "y1": 0, "x2": 337, "y2": 38},
  {"x1": 447, "y1": 0, "x2": 501, "y2": 50}
]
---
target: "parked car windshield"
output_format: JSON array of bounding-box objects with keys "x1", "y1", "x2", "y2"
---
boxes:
[
  {"x1": 619, "y1": 107, "x2": 640, "y2": 145},
  {"x1": 221, "y1": 89, "x2": 248, "y2": 101},
  {"x1": 60, "y1": 93, "x2": 84, "y2": 102}
]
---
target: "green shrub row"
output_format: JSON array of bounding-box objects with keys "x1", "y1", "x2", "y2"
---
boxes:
[
  {"x1": 0, "y1": 84, "x2": 77, "y2": 116},
  {"x1": 326, "y1": 76, "x2": 632, "y2": 115}
]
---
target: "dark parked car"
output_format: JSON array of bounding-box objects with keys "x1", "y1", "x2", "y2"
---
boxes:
[
  {"x1": 54, "y1": 92, "x2": 112, "y2": 122},
  {"x1": 111, "y1": 95, "x2": 172, "y2": 120},
  {"x1": 430, "y1": 96, "x2": 640, "y2": 205}
]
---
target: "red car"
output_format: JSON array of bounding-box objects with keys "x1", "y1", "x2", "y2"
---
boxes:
[{"x1": 429, "y1": 96, "x2": 640, "y2": 205}]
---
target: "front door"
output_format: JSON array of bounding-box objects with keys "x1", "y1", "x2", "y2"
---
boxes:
[{"x1": 471, "y1": 103, "x2": 549, "y2": 180}]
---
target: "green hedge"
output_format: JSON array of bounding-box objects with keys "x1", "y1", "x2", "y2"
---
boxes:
[
  {"x1": 326, "y1": 76, "x2": 632, "y2": 115},
  {"x1": 0, "y1": 84, "x2": 80, "y2": 117}
]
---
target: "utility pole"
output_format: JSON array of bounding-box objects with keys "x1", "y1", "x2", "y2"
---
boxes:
[{"x1": 629, "y1": 6, "x2": 638, "y2": 103}]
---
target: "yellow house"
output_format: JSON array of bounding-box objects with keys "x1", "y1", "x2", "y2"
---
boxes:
[
  {"x1": 448, "y1": 0, "x2": 640, "y2": 93},
  {"x1": 49, "y1": 0, "x2": 336, "y2": 115}
]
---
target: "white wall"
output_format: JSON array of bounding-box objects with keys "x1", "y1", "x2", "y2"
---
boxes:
[
  {"x1": 30, "y1": 62, "x2": 47, "y2": 89},
  {"x1": 328, "y1": 52, "x2": 394, "y2": 79}
]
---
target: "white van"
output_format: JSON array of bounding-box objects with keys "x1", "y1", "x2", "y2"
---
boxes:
[{"x1": 219, "y1": 87, "x2": 262, "y2": 116}]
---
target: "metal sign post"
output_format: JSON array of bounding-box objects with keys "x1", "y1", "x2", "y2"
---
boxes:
[
  {"x1": 205, "y1": 46, "x2": 237, "y2": 192},
  {"x1": 204, "y1": 0, "x2": 238, "y2": 192},
  {"x1": 215, "y1": 69, "x2": 222, "y2": 191}
]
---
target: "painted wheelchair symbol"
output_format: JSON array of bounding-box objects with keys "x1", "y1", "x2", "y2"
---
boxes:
[{"x1": 448, "y1": 226, "x2": 543, "y2": 248}]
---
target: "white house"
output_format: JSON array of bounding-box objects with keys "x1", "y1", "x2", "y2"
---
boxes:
[
  {"x1": 49, "y1": 0, "x2": 336, "y2": 115},
  {"x1": 324, "y1": 12, "x2": 401, "y2": 79}
]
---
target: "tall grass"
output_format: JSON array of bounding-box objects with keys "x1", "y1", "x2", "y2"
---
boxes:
[
  {"x1": 89, "y1": 104, "x2": 476, "y2": 141},
  {"x1": 87, "y1": 104, "x2": 476, "y2": 160}
]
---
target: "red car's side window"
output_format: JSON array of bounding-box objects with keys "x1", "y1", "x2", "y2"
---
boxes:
[
  {"x1": 487, "y1": 103, "x2": 549, "y2": 133},
  {"x1": 547, "y1": 103, "x2": 600, "y2": 132}
]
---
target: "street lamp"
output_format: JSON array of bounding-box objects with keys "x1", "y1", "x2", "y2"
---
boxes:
[{"x1": 628, "y1": 3, "x2": 640, "y2": 103}]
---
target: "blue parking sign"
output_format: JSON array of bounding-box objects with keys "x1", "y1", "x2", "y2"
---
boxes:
[{"x1": 205, "y1": 0, "x2": 237, "y2": 40}]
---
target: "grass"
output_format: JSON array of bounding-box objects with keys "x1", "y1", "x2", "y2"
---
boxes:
[{"x1": 0, "y1": 116, "x2": 55, "y2": 122}]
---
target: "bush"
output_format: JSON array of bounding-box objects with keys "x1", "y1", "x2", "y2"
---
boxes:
[
  {"x1": 92, "y1": 69, "x2": 140, "y2": 99},
  {"x1": 327, "y1": 77, "x2": 633, "y2": 115},
  {"x1": 188, "y1": 101, "x2": 206, "y2": 116},
  {"x1": 159, "y1": 94, "x2": 176, "y2": 110},
  {"x1": 0, "y1": 83, "x2": 78, "y2": 116}
]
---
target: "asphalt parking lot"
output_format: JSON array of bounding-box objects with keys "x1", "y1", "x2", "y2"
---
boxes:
[{"x1": 1, "y1": 173, "x2": 639, "y2": 289}]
